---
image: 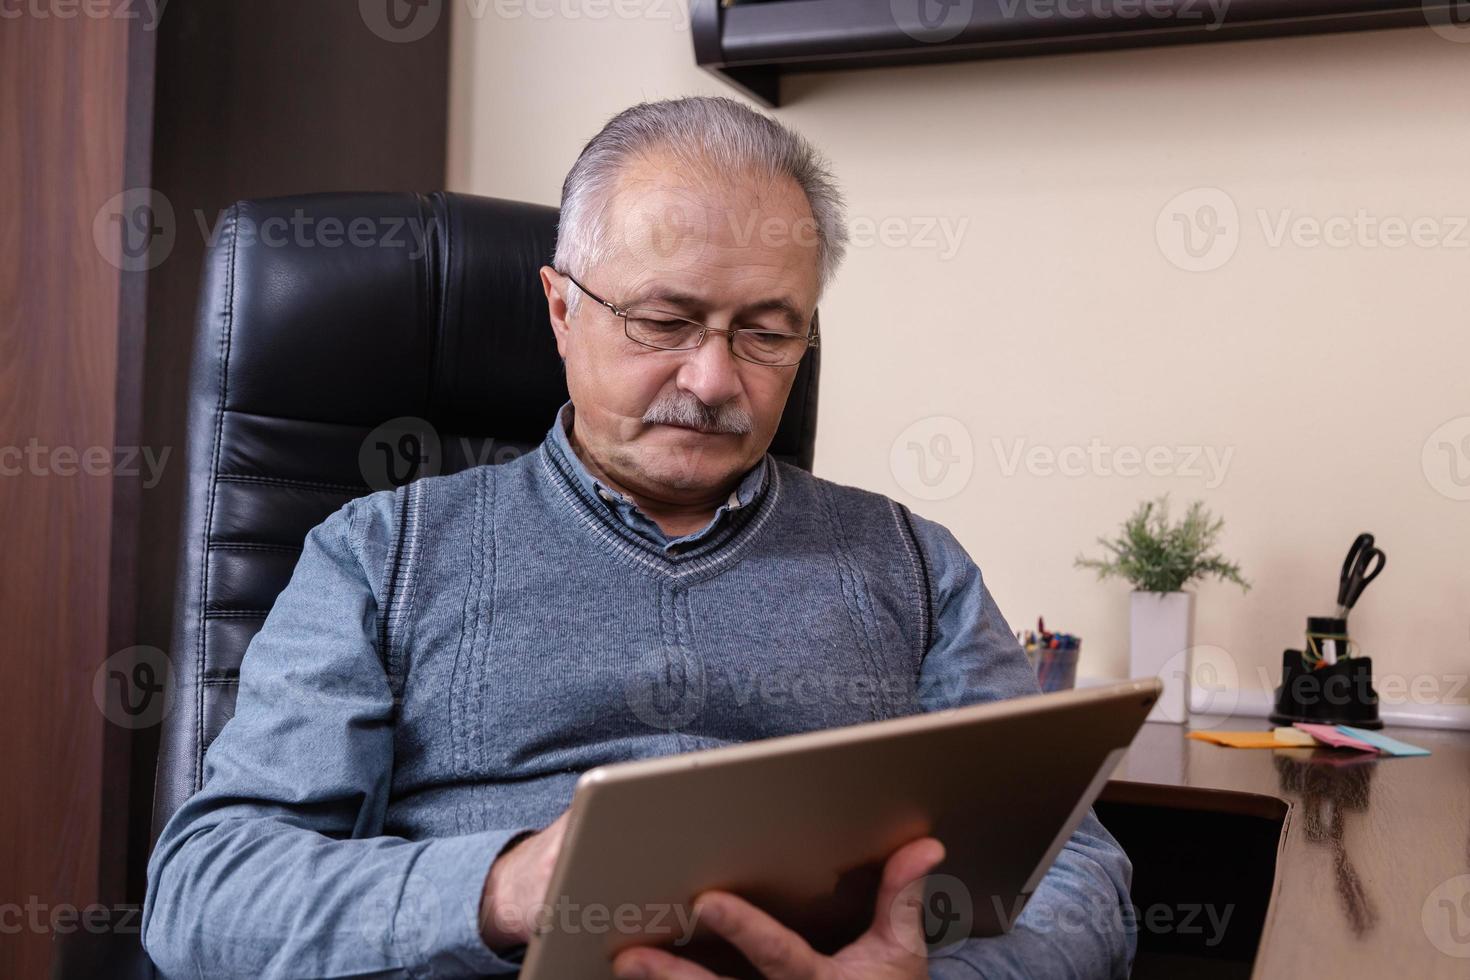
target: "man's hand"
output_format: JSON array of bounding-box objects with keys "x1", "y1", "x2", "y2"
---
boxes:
[
  {"x1": 478, "y1": 810, "x2": 571, "y2": 951},
  {"x1": 611, "y1": 837, "x2": 947, "y2": 980}
]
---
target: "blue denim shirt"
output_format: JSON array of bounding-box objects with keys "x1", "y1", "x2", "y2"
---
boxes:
[{"x1": 143, "y1": 401, "x2": 1136, "y2": 979}]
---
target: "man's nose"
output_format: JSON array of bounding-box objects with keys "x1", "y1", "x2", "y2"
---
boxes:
[{"x1": 675, "y1": 328, "x2": 744, "y2": 408}]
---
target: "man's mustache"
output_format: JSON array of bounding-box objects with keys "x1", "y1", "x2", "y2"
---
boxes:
[{"x1": 642, "y1": 399, "x2": 753, "y2": 435}]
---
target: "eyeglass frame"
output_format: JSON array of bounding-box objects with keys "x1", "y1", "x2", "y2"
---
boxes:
[{"x1": 556, "y1": 268, "x2": 820, "y2": 367}]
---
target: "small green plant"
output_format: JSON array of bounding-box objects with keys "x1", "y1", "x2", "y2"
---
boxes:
[{"x1": 1075, "y1": 495, "x2": 1250, "y2": 594}]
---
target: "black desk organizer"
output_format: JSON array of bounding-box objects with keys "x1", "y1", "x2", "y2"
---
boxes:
[{"x1": 1269, "y1": 616, "x2": 1383, "y2": 729}]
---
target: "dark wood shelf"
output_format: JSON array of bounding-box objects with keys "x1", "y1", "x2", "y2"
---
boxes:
[{"x1": 693, "y1": 0, "x2": 1460, "y2": 107}]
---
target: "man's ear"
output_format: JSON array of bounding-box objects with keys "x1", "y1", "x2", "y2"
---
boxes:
[{"x1": 540, "y1": 265, "x2": 572, "y2": 360}]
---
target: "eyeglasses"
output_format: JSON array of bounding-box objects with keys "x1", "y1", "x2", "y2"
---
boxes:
[{"x1": 559, "y1": 269, "x2": 819, "y2": 367}]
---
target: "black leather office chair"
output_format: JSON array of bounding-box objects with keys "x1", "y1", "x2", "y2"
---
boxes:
[{"x1": 53, "y1": 191, "x2": 820, "y2": 978}]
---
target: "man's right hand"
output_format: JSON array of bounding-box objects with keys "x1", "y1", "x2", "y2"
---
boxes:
[{"x1": 479, "y1": 809, "x2": 571, "y2": 951}]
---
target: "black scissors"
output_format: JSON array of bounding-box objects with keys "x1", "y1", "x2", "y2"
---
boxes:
[{"x1": 1336, "y1": 532, "x2": 1386, "y2": 618}]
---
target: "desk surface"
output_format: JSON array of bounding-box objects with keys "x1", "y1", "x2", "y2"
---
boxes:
[{"x1": 1104, "y1": 719, "x2": 1470, "y2": 979}]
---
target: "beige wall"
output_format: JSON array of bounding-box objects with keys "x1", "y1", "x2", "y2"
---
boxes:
[{"x1": 448, "y1": 9, "x2": 1470, "y2": 718}]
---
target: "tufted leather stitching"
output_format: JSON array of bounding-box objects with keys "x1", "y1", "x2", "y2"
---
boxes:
[
  {"x1": 194, "y1": 205, "x2": 239, "y2": 795},
  {"x1": 209, "y1": 542, "x2": 303, "y2": 555},
  {"x1": 215, "y1": 472, "x2": 368, "y2": 494}
]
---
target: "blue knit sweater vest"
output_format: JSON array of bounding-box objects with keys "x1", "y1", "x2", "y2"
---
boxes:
[{"x1": 378, "y1": 435, "x2": 934, "y2": 841}]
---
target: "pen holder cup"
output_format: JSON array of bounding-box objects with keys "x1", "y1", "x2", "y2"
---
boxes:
[
  {"x1": 1268, "y1": 616, "x2": 1383, "y2": 729},
  {"x1": 1035, "y1": 644, "x2": 1080, "y2": 693}
]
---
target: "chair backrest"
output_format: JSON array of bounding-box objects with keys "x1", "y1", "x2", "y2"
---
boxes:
[{"x1": 151, "y1": 191, "x2": 821, "y2": 838}]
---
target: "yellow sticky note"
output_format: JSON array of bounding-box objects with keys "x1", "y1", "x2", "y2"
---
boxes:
[
  {"x1": 1188, "y1": 731, "x2": 1288, "y2": 749},
  {"x1": 1272, "y1": 726, "x2": 1318, "y2": 747}
]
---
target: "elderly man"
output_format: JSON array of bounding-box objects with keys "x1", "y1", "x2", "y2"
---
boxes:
[{"x1": 143, "y1": 96, "x2": 1135, "y2": 979}]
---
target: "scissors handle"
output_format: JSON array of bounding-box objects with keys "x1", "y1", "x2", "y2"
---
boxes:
[
  {"x1": 1340, "y1": 546, "x2": 1386, "y2": 612},
  {"x1": 1336, "y1": 532, "x2": 1376, "y2": 608}
]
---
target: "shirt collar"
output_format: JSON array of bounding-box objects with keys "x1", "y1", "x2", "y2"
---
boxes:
[{"x1": 544, "y1": 399, "x2": 770, "y2": 543}]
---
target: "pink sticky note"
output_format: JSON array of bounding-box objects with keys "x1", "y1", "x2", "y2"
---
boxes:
[{"x1": 1294, "y1": 723, "x2": 1379, "y2": 753}]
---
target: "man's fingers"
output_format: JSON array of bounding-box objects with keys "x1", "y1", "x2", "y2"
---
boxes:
[
  {"x1": 869, "y1": 836, "x2": 947, "y2": 953},
  {"x1": 692, "y1": 890, "x2": 819, "y2": 980},
  {"x1": 612, "y1": 945, "x2": 721, "y2": 980}
]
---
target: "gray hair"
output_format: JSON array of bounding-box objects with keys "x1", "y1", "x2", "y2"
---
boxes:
[{"x1": 553, "y1": 96, "x2": 848, "y2": 313}]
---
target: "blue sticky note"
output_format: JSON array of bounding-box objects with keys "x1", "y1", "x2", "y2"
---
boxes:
[{"x1": 1336, "y1": 725, "x2": 1431, "y2": 757}]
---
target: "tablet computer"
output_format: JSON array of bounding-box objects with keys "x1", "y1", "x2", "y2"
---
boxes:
[{"x1": 519, "y1": 677, "x2": 1161, "y2": 979}]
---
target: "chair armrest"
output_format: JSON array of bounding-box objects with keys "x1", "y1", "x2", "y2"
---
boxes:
[{"x1": 51, "y1": 908, "x2": 155, "y2": 980}]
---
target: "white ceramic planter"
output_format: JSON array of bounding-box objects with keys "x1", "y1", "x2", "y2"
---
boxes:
[{"x1": 1130, "y1": 591, "x2": 1195, "y2": 723}]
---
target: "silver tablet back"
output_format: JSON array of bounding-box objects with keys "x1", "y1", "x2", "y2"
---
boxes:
[{"x1": 520, "y1": 678, "x2": 1160, "y2": 980}]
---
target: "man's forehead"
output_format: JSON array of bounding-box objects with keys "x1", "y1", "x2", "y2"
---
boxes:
[
  {"x1": 600, "y1": 168, "x2": 819, "y2": 306},
  {"x1": 605, "y1": 156, "x2": 816, "y2": 244}
]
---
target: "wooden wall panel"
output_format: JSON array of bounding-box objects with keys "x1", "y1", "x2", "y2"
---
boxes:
[{"x1": 0, "y1": 7, "x2": 140, "y2": 979}]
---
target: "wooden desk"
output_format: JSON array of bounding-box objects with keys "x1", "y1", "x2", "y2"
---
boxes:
[{"x1": 1095, "y1": 719, "x2": 1470, "y2": 979}]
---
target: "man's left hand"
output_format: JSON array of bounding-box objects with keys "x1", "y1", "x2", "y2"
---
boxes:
[{"x1": 611, "y1": 836, "x2": 947, "y2": 980}]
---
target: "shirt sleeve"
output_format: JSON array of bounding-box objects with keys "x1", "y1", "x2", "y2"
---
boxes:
[
  {"x1": 142, "y1": 491, "x2": 536, "y2": 979},
  {"x1": 904, "y1": 510, "x2": 1137, "y2": 980}
]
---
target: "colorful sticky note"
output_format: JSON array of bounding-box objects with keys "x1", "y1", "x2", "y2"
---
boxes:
[
  {"x1": 1337, "y1": 726, "x2": 1431, "y2": 757},
  {"x1": 1188, "y1": 731, "x2": 1292, "y2": 749},
  {"x1": 1294, "y1": 723, "x2": 1378, "y2": 752},
  {"x1": 1271, "y1": 727, "x2": 1317, "y2": 747}
]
